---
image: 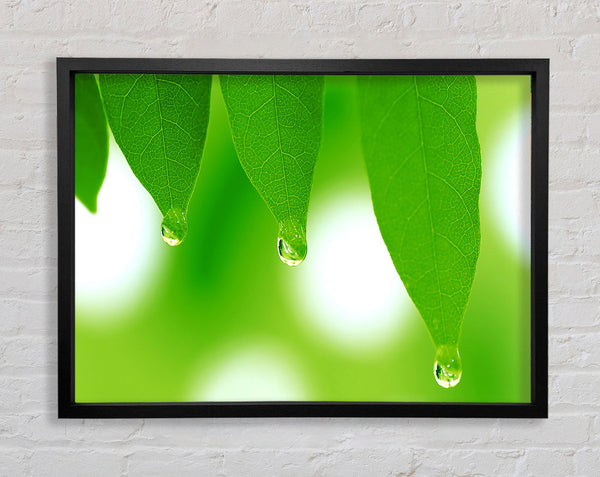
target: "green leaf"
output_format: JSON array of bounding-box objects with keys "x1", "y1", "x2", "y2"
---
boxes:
[
  {"x1": 358, "y1": 75, "x2": 481, "y2": 373},
  {"x1": 75, "y1": 74, "x2": 109, "y2": 213},
  {"x1": 98, "y1": 74, "x2": 212, "y2": 245},
  {"x1": 219, "y1": 74, "x2": 324, "y2": 265}
]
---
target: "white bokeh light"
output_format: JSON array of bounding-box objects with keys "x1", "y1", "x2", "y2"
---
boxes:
[
  {"x1": 295, "y1": 192, "x2": 412, "y2": 351},
  {"x1": 189, "y1": 345, "x2": 308, "y2": 401},
  {"x1": 75, "y1": 139, "x2": 163, "y2": 321},
  {"x1": 486, "y1": 108, "x2": 531, "y2": 260}
]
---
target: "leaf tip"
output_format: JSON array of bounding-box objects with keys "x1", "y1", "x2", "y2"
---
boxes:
[
  {"x1": 77, "y1": 195, "x2": 98, "y2": 214},
  {"x1": 433, "y1": 344, "x2": 462, "y2": 388},
  {"x1": 161, "y1": 208, "x2": 188, "y2": 247},
  {"x1": 277, "y1": 218, "x2": 307, "y2": 267}
]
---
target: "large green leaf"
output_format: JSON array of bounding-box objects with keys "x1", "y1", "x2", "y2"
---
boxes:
[
  {"x1": 358, "y1": 75, "x2": 481, "y2": 387},
  {"x1": 75, "y1": 74, "x2": 108, "y2": 213},
  {"x1": 219, "y1": 74, "x2": 324, "y2": 266},
  {"x1": 98, "y1": 74, "x2": 212, "y2": 246}
]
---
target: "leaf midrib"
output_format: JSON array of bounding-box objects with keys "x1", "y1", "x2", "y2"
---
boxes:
[
  {"x1": 272, "y1": 76, "x2": 293, "y2": 221},
  {"x1": 152, "y1": 74, "x2": 174, "y2": 209},
  {"x1": 413, "y1": 76, "x2": 447, "y2": 344}
]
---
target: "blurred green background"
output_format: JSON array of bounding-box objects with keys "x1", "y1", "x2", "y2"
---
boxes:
[{"x1": 75, "y1": 75, "x2": 531, "y2": 403}]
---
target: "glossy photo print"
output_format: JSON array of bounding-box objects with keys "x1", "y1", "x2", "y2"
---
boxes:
[{"x1": 72, "y1": 71, "x2": 533, "y2": 407}]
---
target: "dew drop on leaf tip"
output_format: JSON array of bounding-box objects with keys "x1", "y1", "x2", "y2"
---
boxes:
[
  {"x1": 161, "y1": 208, "x2": 188, "y2": 247},
  {"x1": 277, "y1": 218, "x2": 307, "y2": 267},
  {"x1": 433, "y1": 344, "x2": 462, "y2": 388}
]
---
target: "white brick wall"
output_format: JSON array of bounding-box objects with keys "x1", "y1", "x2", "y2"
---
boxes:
[{"x1": 0, "y1": 0, "x2": 598, "y2": 475}]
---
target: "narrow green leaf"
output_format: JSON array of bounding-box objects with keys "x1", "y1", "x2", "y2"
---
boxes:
[
  {"x1": 75, "y1": 74, "x2": 108, "y2": 213},
  {"x1": 98, "y1": 74, "x2": 212, "y2": 246},
  {"x1": 358, "y1": 75, "x2": 482, "y2": 386},
  {"x1": 219, "y1": 75, "x2": 324, "y2": 266}
]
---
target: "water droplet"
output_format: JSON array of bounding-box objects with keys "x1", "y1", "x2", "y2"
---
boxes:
[
  {"x1": 433, "y1": 344, "x2": 462, "y2": 388},
  {"x1": 277, "y1": 218, "x2": 307, "y2": 266},
  {"x1": 161, "y1": 208, "x2": 187, "y2": 246}
]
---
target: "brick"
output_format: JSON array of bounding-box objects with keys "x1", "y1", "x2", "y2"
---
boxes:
[
  {"x1": 581, "y1": 227, "x2": 600, "y2": 256},
  {"x1": 453, "y1": 2, "x2": 501, "y2": 34},
  {"x1": 162, "y1": 2, "x2": 218, "y2": 32},
  {"x1": 0, "y1": 108, "x2": 51, "y2": 147},
  {"x1": 499, "y1": 1, "x2": 600, "y2": 36},
  {"x1": 63, "y1": 419, "x2": 146, "y2": 444},
  {"x1": 0, "y1": 188, "x2": 57, "y2": 228},
  {"x1": 30, "y1": 450, "x2": 122, "y2": 477},
  {"x1": 552, "y1": 71, "x2": 600, "y2": 107},
  {"x1": 575, "y1": 448, "x2": 600, "y2": 476},
  {"x1": 353, "y1": 38, "x2": 481, "y2": 58},
  {"x1": 64, "y1": 1, "x2": 114, "y2": 30},
  {"x1": 0, "y1": 149, "x2": 56, "y2": 189},
  {"x1": 11, "y1": 69, "x2": 55, "y2": 105},
  {"x1": 551, "y1": 373, "x2": 600, "y2": 409},
  {"x1": 522, "y1": 449, "x2": 576, "y2": 476},
  {"x1": 312, "y1": 447, "x2": 414, "y2": 476},
  {"x1": 356, "y1": 4, "x2": 403, "y2": 33},
  {"x1": 12, "y1": 0, "x2": 66, "y2": 32},
  {"x1": 550, "y1": 332, "x2": 600, "y2": 369},
  {"x1": 127, "y1": 449, "x2": 223, "y2": 476},
  {"x1": 548, "y1": 261, "x2": 600, "y2": 298},
  {"x1": 0, "y1": 335, "x2": 56, "y2": 374},
  {"x1": 573, "y1": 34, "x2": 600, "y2": 67},
  {"x1": 549, "y1": 298, "x2": 600, "y2": 328},
  {"x1": 494, "y1": 415, "x2": 590, "y2": 445},
  {"x1": 307, "y1": 2, "x2": 357, "y2": 33},
  {"x1": 591, "y1": 416, "x2": 600, "y2": 446},
  {"x1": 0, "y1": 267, "x2": 56, "y2": 300},
  {"x1": 64, "y1": 37, "x2": 178, "y2": 58},
  {"x1": 219, "y1": 447, "x2": 415, "y2": 477},
  {"x1": 0, "y1": 376, "x2": 48, "y2": 413},
  {"x1": 0, "y1": 1, "x2": 14, "y2": 28},
  {"x1": 413, "y1": 448, "x2": 524, "y2": 477},
  {"x1": 409, "y1": 3, "x2": 454, "y2": 32},
  {"x1": 0, "y1": 449, "x2": 32, "y2": 477},
  {"x1": 478, "y1": 37, "x2": 575, "y2": 71},
  {"x1": 549, "y1": 225, "x2": 582, "y2": 257},
  {"x1": 550, "y1": 113, "x2": 587, "y2": 143},
  {"x1": 587, "y1": 113, "x2": 600, "y2": 145},
  {"x1": 0, "y1": 228, "x2": 56, "y2": 266},
  {"x1": 0, "y1": 299, "x2": 55, "y2": 336},
  {"x1": 0, "y1": 37, "x2": 69, "y2": 68},
  {"x1": 98, "y1": 1, "x2": 166, "y2": 33},
  {"x1": 550, "y1": 144, "x2": 600, "y2": 182},
  {"x1": 215, "y1": 2, "x2": 311, "y2": 36},
  {"x1": 550, "y1": 189, "x2": 599, "y2": 220}
]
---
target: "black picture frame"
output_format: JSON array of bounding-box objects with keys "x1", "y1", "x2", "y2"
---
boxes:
[{"x1": 57, "y1": 58, "x2": 549, "y2": 419}]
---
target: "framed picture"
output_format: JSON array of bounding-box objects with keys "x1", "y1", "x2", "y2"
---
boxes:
[{"x1": 57, "y1": 58, "x2": 548, "y2": 418}]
